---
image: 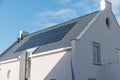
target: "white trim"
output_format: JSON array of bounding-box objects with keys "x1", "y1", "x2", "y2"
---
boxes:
[
  {"x1": 76, "y1": 11, "x2": 102, "y2": 39},
  {"x1": 26, "y1": 47, "x2": 38, "y2": 53},
  {"x1": 0, "y1": 58, "x2": 19, "y2": 65},
  {"x1": 31, "y1": 46, "x2": 71, "y2": 58}
]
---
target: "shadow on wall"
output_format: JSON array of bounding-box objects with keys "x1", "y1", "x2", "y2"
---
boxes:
[{"x1": 44, "y1": 51, "x2": 73, "y2": 80}]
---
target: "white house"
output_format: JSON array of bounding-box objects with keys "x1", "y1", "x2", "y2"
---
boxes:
[{"x1": 0, "y1": 0, "x2": 120, "y2": 80}]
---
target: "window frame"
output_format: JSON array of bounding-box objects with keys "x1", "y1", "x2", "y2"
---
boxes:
[
  {"x1": 92, "y1": 42, "x2": 101, "y2": 66},
  {"x1": 106, "y1": 17, "x2": 111, "y2": 29},
  {"x1": 7, "y1": 70, "x2": 11, "y2": 80},
  {"x1": 116, "y1": 48, "x2": 120, "y2": 64}
]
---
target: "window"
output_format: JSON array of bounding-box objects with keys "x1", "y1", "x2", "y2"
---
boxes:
[
  {"x1": 106, "y1": 17, "x2": 111, "y2": 29},
  {"x1": 93, "y1": 42, "x2": 101, "y2": 65},
  {"x1": 88, "y1": 78, "x2": 96, "y2": 80},
  {"x1": 7, "y1": 70, "x2": 11, "y2": 80},
  {"x1": 116, "y1": 48, "x2": 120, "y2": 64}
]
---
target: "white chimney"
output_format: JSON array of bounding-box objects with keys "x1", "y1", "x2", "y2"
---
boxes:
[
  {"x1": 20, "y1": 30, "x2": 29, "y2": 39},
  {"x1": 100, "y1": 0, "x2": 106, "y2": 10}
]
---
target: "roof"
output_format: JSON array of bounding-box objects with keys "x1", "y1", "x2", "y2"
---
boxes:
[
  {"x1": 15, "y1": 21, "x2": 77, "y2": 52},
  {"x1": 0, "y1": 11, "x2": 99, "y2": 61}
]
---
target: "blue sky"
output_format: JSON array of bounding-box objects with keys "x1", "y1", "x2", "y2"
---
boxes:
[{"x1": 0, "y1": 0, "x2": 120, "y2": 52}]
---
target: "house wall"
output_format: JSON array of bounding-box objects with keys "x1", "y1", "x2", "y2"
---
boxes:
[
  {"x1": 72, "y1": 1, "x2": 120, "y2": 80},
  {"x1": 0, "y1": 59, "x2": 20, "y2": 80},
  {"x1": 31, "y1": 50, "x2": 72, "y2": 80},
  {"x1": 104, "y1": 63, "x2": 120, "y2": 80}
]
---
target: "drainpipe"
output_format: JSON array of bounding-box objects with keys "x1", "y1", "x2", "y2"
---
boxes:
[
  {"x1": 71, "y1": 56, "x2": 75, "y2": 80},
  {"x1": 71, "y1": 39, "x2": 77, "y2": 80},
  {"x1": 19, "y1": 47, "x2": 38, "y2": 80},
  {"x1": 19, "y1": 51, "x2": 31, "y2": 80}
]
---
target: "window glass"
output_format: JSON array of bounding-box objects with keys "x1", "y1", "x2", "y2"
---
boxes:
[
  {"x1": 116, "y1": 49, "x2": 120, "y2": 63},
  {"x1": 7, "y1": 70, "x2": 11, "y2": 80},
  {"x1": 93, "y1": 42, "x2": 101, "y2": 64},
  {"x1": 106, "y1": 17, "x2": 111, "y2": 28}
]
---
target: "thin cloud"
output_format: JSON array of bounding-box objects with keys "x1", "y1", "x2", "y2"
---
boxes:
[
  {"x1": 37, "y1": 9, "x2": 78, "y2": 20},
  {"x1": 30, "y1": 0, "x2": 120, "y2": 30},
  {"x1": 72, "y1": 2, "x2": 93, "y2": 14},
  {"x1": 43, "y1": 23, "x2": 57, "y2": 28},
  {"x1": 72, "y1": 0, "x2": 99, "y2": 14},
  {"x1": 56, "y1": 0, "x2": 71, "y2": 4},
  {"x1": 30, "y1": 9, "x2": 78, "y2": 30}
]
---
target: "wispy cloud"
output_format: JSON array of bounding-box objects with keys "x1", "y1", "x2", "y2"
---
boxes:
[
  {"x1": 56, "y1": 0, "x2": 71, "y2": 4},
  {"x1": 72, "y1": 2, "x2": 93, "y2": 14},
  {"x1": 30, "y1": 0, "x2": 120, "y2": 30},
  {"x1": 37, "y1": 9, "x2": 78, "y2": 20},
  {"x1": 72, "y1": 0, "x2": 99, "y2": 14},
  {"x1": 30, "y1": 9, "x2": 78, "y2": 30},
  {"x1": 29, "y1": 0, "x2": 99, "y2": 29},
  {"x1": 43, "y1": 23, "x2": 58, "y2": 28}
]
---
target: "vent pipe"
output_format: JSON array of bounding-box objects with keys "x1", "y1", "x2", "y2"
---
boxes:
[
  {"x1": 18, "y1": 30, "x2": 29, "y2": 43},
  {"x1": 20, "y1": 30, "x2": 29, "y2": 39}
]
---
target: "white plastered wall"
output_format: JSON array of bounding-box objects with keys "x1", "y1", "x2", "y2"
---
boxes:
[
  {"x1": 72, "y1": 1, "x2": 120, "y2": 80},
  {"x1": 0, "y1": 59, "x2": 20, "y2": 80},
  {"x1": 31, "y1": 50, "x2": 72, "y2": 80}
]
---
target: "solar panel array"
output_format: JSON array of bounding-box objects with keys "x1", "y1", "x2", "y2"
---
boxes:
[{"x1": 15, "y1": 21, "x2": 77, "y2": 52}]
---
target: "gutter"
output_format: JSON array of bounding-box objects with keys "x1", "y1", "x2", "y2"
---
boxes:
[
  {"x1": 0, "y1": 58, "x2": 19, "y2": 65},
  {"x1": 31, "y1": 46, "x2": 72, "y2": 58}
]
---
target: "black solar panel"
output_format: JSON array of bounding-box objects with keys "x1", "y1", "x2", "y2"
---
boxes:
[{"x1": 15, "y1": 21, "x2": 77, "y2": 52}]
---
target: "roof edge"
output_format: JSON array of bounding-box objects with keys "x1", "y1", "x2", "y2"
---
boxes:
[
  {"x1": 0, "y1": 58, "x2": 19, "y2": 65},
  {"x1": 31, "y1": 46, "x2": 71, "y2": 58},
  {"x1": 76, "y1": 11, "x2": 102, "y2": 39}
]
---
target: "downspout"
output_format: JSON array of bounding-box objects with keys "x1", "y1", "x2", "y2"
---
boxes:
[
  {"x1": 71, "y1": 55, "x2": 75, "y2": 80},
  {"x1": 25, "y1": 51, "x2": 27, "y2": 80},
  {"x1": 71, "y1": 39, "x2": 77, "y2": 80},
  {"x1": 19, "y1": 47, "x2": 38, "y2": 80},
  {"x1": 25, "y1": 47, "x2": 38, "y2": 80}
]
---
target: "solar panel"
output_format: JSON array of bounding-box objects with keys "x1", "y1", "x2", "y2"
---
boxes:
[{"x1": 15, "y1": 21, "x2": 77, "y2": 52}]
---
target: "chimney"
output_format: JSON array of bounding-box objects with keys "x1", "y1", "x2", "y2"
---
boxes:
[
  {"x1": 100, "y1": 0, "x2": 106, "y2": 10},
  {"x1": 20, "y1": 30, "x2": 29, "y2": 39},
  {"x1": 18, "y1": 30, "x2": 29, "y2": 43}
]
